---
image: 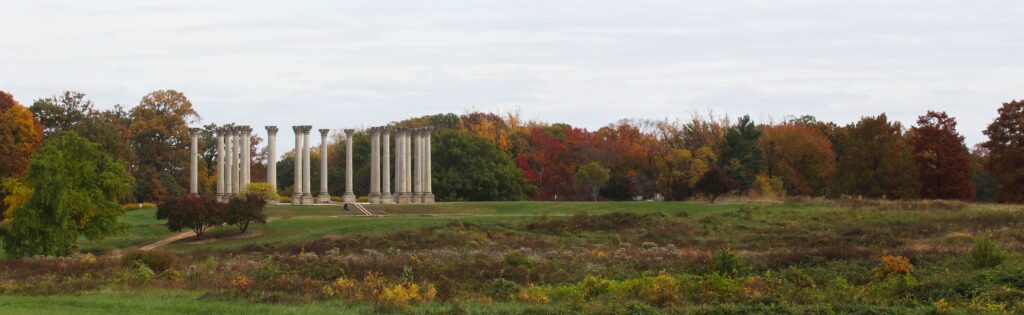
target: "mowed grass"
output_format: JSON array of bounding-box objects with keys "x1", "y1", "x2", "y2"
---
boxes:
[{"x1": 163, "y1": 201, "x2": 739, "y2": 251}]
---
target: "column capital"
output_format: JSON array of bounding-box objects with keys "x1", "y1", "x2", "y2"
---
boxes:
[
  {"x1": 239, "y1": 125, "x2": 252, "y2": 133},
  {"x1": 292, "y1": 125, "x2": 304, "y2": 133},
  {"x1": 265, "y1": 125, "x2": 278, "y2": 134},
  {"x1": 189, "y1": 127, "x2": 202, "y2": 136},
  {"x1": 319, "y1": 128, "x2": 330, "y2": 137},
  {"x1": 343, "y1": 129, "x2": 355, "y2": 136}
]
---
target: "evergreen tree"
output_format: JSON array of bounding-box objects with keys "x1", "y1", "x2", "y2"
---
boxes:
[{"x1": 718, "y1": 115, "x2": 762, "y2": 192}]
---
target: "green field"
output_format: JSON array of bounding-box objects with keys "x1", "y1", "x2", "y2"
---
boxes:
[{"x1": 2, "y1": 200, "x2": 1023, "y2": 314}]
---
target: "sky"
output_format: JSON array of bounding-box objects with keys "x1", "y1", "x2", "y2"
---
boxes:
[{"x1": 2, "y1": 0, "x2": 1022, "y2": 149}]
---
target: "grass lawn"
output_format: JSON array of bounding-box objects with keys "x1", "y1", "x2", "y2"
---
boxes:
[{"x1": 78, "y1": 208, "x2": 175, "y2": 254}]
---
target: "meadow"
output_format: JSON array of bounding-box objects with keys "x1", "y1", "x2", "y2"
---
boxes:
[{"x1": 2, "y1": 200, "x2": 1023, "y2": 314}]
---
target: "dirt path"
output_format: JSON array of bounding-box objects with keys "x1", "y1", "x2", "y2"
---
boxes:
[{"x1": 139, "y1": 231, "x2": 195, "y2": 251}]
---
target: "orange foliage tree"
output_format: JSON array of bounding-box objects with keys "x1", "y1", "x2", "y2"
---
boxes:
[
  {"x1": 0, "y1": 91, "x2": 43, "y2": 218},
  {"x1": 759, "y1": 124, "x2": 836, "y2": 196},
  {"x1": 982, "y1": 100, "x2": 1024, "y2": 203}
]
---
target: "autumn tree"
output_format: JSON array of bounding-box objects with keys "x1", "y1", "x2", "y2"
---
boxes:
[
  {"x1": 129, "y1": 90, "x2": 199, "y2": 201},
  {"x1": 226, "y1": 194, "x2": 267, "y2": 233},
  {"x1": 718, "y1": 115, "x2": 762, "y2": 192},
  {"x1": 575, "y1": 162, "x2": 610, "y2": 201},
  {"x1": 909, "y1": 111, "x2": 975, "y2": 200},
  {"x1": 759, "y1": 124, "x2": 836, "y2": 196},
  {"x1": 835, "y1": 114, "x2": 918, "y2": 199},
  {"x1": 517, "y1": 125, "x2": 577, "y2": 200},
  {"x1": 982, "y1": 100, "x2": 1024, "y2": 203},
  {"x1": 156, "y1": 195, "x2": 225, "y2": 239},
  {"x1": 970, "y1": 146, "x2": 998, "y2": 202},
  {"x1": 1, "y1": 133, "x2": 132, "y2": 257},
  {"x1": 0, "y1": 91, "x2": 43, "y2": 217}
]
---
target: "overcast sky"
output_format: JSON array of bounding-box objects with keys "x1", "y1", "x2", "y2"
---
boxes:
[{"x1": 2, "y1": 0, "x2": 1022, "y2": 149}]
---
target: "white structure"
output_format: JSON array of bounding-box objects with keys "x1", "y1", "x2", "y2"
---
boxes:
[
  {"x1": 342, "y1": 129, "x2": 356, "y2": 203},
  {"x1": 317, "y1": 128, "x2": 331, "y2": 203},
  {"x1": 265, "y1": 126, "x2": 278, "y2": 194},
  {"x1": 291, "y1": 125, "x2": 304, "y2": 204},
  {"x1": 189, "y1": 128, "x2": 201, "y2": 195}
]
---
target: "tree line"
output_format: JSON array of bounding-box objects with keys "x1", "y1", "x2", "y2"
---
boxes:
[{"x1": 1, "y1": 89, "x2": 1020, "y2": 206}]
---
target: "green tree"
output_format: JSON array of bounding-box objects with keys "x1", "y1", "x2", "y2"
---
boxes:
[
  {"x1": 718, "y1": 115, "x2": 762, "y2": 192},
  {"x1": 29, "y1": 91, "x2": 95, "y2": 138},
  {"x1": 834, "y1": 114, "x2": 918, "y2": 199},
  {"x1": 575, "y1": 162, "x2": 611, "y2": 201},
  {"x1": 0, "y1": 91, "x2": 43, "y2": 219},
  {"x1": 129, "y1": 90, "x2": 198, "y2": 201},
  {"x1": 432, "y1": 129, "x2": 532, "y2": 201},
  {"x1": 0, "y1": 133, "x2": 133, "y2": 257},
  {"x1": 970, "y1": 146, "x2": 997, "y2": 202}
]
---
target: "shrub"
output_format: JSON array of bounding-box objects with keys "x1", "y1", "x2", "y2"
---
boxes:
[
  {"x1": 969, "y1": 233, "x2": 1005, "y2": 269},
  {"x1": 156, "y1": 195, "x2": 226, "y2": 238},
  {"x1": 120, "y1": 249, "x2": 178, "y2": 273},
  {"x1": 244, "y1": 182, "x2": 277, "y2": 202},
  {"x1": 710, "y1": 247, "x2": 745, "y2": 275},
  {"x1": 122, "y1": 203, "x2": 156, "y2": 211},
  {"x1": 874, "y1": 255, "x2": 913, "y2": 278},
  {"x1": 226, "y1": 193, "x2": 268, "y2": 233}
]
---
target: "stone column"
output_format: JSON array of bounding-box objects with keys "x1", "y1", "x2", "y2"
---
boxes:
[
  {"x1": 216, "y1": 128, "x2": 226, "y2": 201},
  {"x1": 234, "y1": 128, "x2": 243, "y2": 195},
  {"x1": 381, "y1": 128, "x2": 393, "y2": 204},
  {"x1": 369, "y1": 128, "x2": 381, "y2": 203},
  {"x1": 403, "y1": 128, "x2": 411, "y2": 201},
  {"x1": 227, "y1": 128, "x2": 237, "y2": 195},
  {"x1": 317, "y1": 129, "x2": 331, "y2": 203},
  {"x1": 424, "y1": 127, "x2": 434, "y2": 203},
  {"x1": 241, "y1": 125, "x2": 252, "y2": 190},
  {"x1": 342, "y1": 129, "x2": 356, "y2": 203},
  {"x1": 395, "y1": 128, "x2": 409, "y2": 203},
  {"x1": 189, "y1": 128, "x2": 201, "y2": 195},
  {"x1": 301, "y1": 126, "x2": 313, "y2": 204},
  {"x1": 265, "y1": 126, "x2": 278, "y2": 194},
  {"x1": 413, "y1": 128, "x2": 423, "y2": 203},
  {"x1": 292, "y1": 126, "x2": 303, "y2": 204}
]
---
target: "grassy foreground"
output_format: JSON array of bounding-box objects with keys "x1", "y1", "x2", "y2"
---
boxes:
[{"x1": 2, "y1": 200, "x2": 1024, "y2": 314}]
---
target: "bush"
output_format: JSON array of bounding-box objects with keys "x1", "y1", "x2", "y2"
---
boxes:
[
  {"x1": 244, "y1": 183, "x2": 277, "y2": 202},
  {"x1": 156, "y1": 195, "x2": 226, "y2": 238},
  {"x1": 969, "y1": 233, "x2": 1005, "y2": 269},
  {"x1": 710, "y1": 247, "x2": 745, "y2": 275},
  {"x1": 122, "y1": 203, "x2": 156, "y2": 211},
  {"x1": 874, "y1": 255, "x2": 913, "y2": 278},
  {"x1": 226, "y1": 193, "x2": 268, "y2": 233},
  {"x1": 120, "y1": 249, "x2": 178, "y2": 272}
]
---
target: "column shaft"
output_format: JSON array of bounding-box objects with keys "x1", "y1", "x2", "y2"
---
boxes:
[
  {"x1": 292, "y1": 126, "x2": 303, "y2": 204},
  {"x1": 343, "y1": 129, "x2": 356, "y2": 202},
  {"x1": 317, "y1": 129, "x2": 331, "y2": 203},
  {"x1": 216, "y1": 129, "x2": 225, "y2": 200},
  {"x1": 424, "y1": 128, "x2": 434, "y2": 203},
  {"x1": 301, "y1": 126, "x2": 313, "y2": 204},
  {"x1": 189, "y1": 128, "x2": 200, "y2": 195},
  {"x1": 228, "y1": 131, "x2": 237, "y2": 195},
  {"x1": 266, "y1": 126, "x2": 278, "y2": 196},
  {"x1": 369, "y1": 128, "x2": 381, "y2": 203}
]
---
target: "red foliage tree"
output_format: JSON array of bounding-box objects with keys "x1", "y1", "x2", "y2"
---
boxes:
[
  {"x1": 759, "y1": 124, "x2": 837, "y2": 196},
  {"x1": 909, "y1": 111, "x2": 975, "y2": 200},
  {"x1": 982, "y1": 100, "x2": 1024, "y2": 203},
  {"x1": 156, "y1": 195, "x2": 226, "y2": 238}
]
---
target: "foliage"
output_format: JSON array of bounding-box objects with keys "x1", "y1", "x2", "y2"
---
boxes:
[
  {"x1": 244, "y1": 182, "x2": 277, "y2": 201},
  {"x1": 835, "y1": 114, "x2": 919, "y2": 199},
  {"x1": 873, "y1": 255, "x2": 912, "y2": 278},
  {"x1": 226, "y1": 194, "x2": 268, "y2": 233},
  {"x1": 968, "y1": 233, "x2": 1005, "y2": 269},
  {"x1": 759, "y1": 123, "x2": 836, "y2": 196},
  {"x1": 122, "y1": 203, "x2": 156, "y2": 211},
  {"x1": 981, "y1": 99, "x2": 1024, "y2": 203},
  {"x1": 120, "y1": 249, "x2": 178, "y2": 272},
  {"x1": 970, "y1": 147, "x2": 998, "y2": 202},
  {"x1": 128, "y1": 90, "x2": 198, "y2": 202},
  {"x1": 0, "y1": 133, "x2": 132, "y2": 257},
  {"x1": 910, "y1": 111, "x2": 975, "y2": 200},
  {"x1": 29, "y1": 91, "x2": 95, "y2": 138},
  {"x1": 432, "y1": 129, "x2": 532, "y2": 201},
  {"x1": 575, "y1": 162, "x2": 610, "y2": 201},
  {"x1": 718, "y1": 115, "x2": 762, "y2": 192},
  {"x1": 155, "y1": 195, "x2": 225, "y2": 238},
  {"x1": 695, "y1": 165, "x2": 737, "y2": 203},
  {"x1": 0, "y1": 91, "x2": 43, "y2": 211}
]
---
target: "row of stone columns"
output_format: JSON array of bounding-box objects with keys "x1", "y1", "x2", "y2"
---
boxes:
[
  {"x1": 368, "y1": 126, "x2": 433, "y2": 204},
  {"x1": 189, "y1": 124, "x2": 432, "y2": 205}
]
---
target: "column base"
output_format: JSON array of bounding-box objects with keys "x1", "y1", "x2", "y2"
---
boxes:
[
  {"x1": 291, "y1": 193, "x2": 303, "y2": 205},
  {"x1": 422, "y1": 193, "x2": 435, "y2": 204},
  {"x1": 343, "y1": 192, "x2": 357, "y2": 203},
  {"x1": 380, "y1": 193, "x2": 394, "y2": 204},
  {"x1": 317, "y1": 193, "x2": 332, "y2": 204},
  {"x1": 396, "y1": 192, "x2": 413, "y2": 204},
  {"x1": 301, "y1": 193, "x2": 314, "y2": 205},
  {"x1": 368, "y1": 192, "x2": 381, "y2": 204}
]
